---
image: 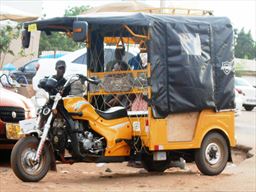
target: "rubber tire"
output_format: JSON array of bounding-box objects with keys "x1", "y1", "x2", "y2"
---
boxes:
[
  {"x1": 11, "y1": 136, "x2": 51, "y2": 182},
  {"x1": 195, "y1": 132, "x2": 228, "y2": 176},
  {"x1": 141, "y1": 152, "x2": 170, "y2": 172},
  {"x1": 244, "y1": 105, "x2": 254, "y2": 111}
]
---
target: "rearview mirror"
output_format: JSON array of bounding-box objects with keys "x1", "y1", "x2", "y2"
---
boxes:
[
  {"x1": 22, "y1": 30, "x2": 31, "y2": 48},
  {"x1": 73, "y1": 21, "x2": 88, "y2": 42}
]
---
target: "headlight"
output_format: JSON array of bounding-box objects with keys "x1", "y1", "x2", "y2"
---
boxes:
[{"x1": 35, "y1": 89, "x2": 49, "y2": 107}]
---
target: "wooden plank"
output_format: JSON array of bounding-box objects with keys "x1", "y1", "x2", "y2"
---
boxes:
[{"x1": 167, "y1": 112, "x2": 199, "y2": 142}]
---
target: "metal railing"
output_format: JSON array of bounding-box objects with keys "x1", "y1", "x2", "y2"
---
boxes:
[{"x1": 129, "y1": 7, "x2": 213, "y2": 16}]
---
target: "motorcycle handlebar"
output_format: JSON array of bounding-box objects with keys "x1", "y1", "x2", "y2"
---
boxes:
[{"x1": 77, "y1": 74, "x2": 101, "y2": 85}]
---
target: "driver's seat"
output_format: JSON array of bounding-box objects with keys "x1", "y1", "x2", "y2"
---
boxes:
[{"x1": 95, "y1": 106, "x2": 127, "y2": 120}]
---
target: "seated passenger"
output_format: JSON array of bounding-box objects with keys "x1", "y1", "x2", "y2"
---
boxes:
[
  {"x1": 105, "y1": 47, "x2": 129, "y2": 71},
  {"x1": 128, "y1": 52, "x2": 147, "y2": 70},
  {"x1": 105, "y1": 59, "x2": 131, "y2": 108}
]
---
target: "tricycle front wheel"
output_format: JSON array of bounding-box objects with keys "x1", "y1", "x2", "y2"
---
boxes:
[{"x1": 11, "y1": 136, "x2": 51, "y2": 182}]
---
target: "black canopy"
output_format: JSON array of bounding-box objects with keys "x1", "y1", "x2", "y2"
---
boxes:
[
  {"x1": 24, "y1": 13, "x2": 235, "y2": 117},
  {"x1": 23, "y1": 12, "x2": 151, "y2": 31}
]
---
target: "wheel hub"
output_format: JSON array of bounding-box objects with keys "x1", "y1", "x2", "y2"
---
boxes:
[
  {"x1": 24, "y1": 150, "x2": 37, "y2": 166},
  {"x1": 21, "y1": 148, "x2": 41, "y2": 174},
  {"x1": 205, "y1": 143, "x2": 221, "y2": 165}
]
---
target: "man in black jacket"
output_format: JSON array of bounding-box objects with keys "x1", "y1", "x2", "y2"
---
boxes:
[{"x1": 52, "y1": 60, "x2": 70, "y2": 96}]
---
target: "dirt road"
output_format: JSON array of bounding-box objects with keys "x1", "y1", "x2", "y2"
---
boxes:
[
  {"x1": 0, "y1": 110, "x2": 255, "y2": 192},
  {"x1": 0, "y1": 154, "x2": 254, "y2": 192}
]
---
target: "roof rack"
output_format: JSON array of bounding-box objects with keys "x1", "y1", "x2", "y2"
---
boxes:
[{"x1": 130, "y1": 7, "x2": 213, "y2": 16}]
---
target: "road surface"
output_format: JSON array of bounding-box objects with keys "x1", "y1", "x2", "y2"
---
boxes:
[{"x1": 0, "y1": 110, "x2": 255, "y2": 192}]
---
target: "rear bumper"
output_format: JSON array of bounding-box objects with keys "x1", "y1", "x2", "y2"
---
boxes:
[{"x1": 243, "y1": 97, "x2": 256, "y2": 106}]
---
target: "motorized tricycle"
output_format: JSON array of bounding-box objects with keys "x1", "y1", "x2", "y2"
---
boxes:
[{"x1": 11, "y1": 12, "x2": 236, "y2": 182}]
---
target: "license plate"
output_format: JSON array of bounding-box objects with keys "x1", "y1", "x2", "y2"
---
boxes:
[
  {"x1": 153, "y1": 151, "x2": 167, "y2": 161},
  {"x1": 19, "y1": 118, "x2": 37, "y2": 134},
  {"x1": 6, "y1": 123, "x2": 22, "y2": 140}
]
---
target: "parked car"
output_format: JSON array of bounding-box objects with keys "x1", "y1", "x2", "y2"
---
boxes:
[
  {"x1": 39, "y1": 53, "x2": 66, "y2": 59},
  {"x1": 0, "y1": 87, "x2": 36, "y2": 149},
  {"x1": 235, "y1": 77, "x2": 256, "y2": 111},
  {"x1": 10, "y1": 59, "x2": 39, "y2": 84},
  {"x1": 234, "y1": 88, "x2": 244, "y2": 116},
  {"x1": 32, "y1": 47, "x2": 137, "y2": 91},
  {"x1": 9, "y1": 54, "x2": 66, "y2": 85},
  {"x1": 32, "y1": 48, "x2": 87, "y2": 91}
]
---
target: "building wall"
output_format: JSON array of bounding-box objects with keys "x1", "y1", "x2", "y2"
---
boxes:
[{"x1": 1, "y1": 1, "x2": 43, "y2": 68}]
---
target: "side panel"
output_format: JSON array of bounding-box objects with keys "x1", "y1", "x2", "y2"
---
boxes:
[
  {"x1": 128, "y1": 116, "x2": 150, "y2": 147},
  {"x1": 147, "y1": 109, "x2": 235, "y2": 151},
  {"x1": 90, "y1": 116, "x2": 132, "y2": 156},
  {"x1": 63, "y1": 97, "x2": 132, "y2": 157},
  {"x1": 167, "y1": 112, "x2": 199, "y2": 142}
]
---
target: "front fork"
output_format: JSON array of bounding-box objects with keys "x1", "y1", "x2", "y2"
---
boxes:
[
  {"x1": 33, "y1": 113, "x2": 53, "y2": 162},
  {"x1": 33, "y1": 93, "x2": 62, "y2": 162}
]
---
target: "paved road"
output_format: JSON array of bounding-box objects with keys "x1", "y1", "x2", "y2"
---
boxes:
[{"x1": 235, "y1": 109, "x2": 256, "y2": 149}]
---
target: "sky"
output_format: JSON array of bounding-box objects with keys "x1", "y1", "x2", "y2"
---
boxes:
[
  {"x1": 1, "y1": 0, "x2": 256, "y2": 39},
  {"x1": 41, "y1": 0, "x2": 256, "y2": 39}
]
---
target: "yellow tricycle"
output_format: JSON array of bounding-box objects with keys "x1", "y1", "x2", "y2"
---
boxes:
[{"x1": 11, "y1": 13, "x2": 236, "y2": 182}]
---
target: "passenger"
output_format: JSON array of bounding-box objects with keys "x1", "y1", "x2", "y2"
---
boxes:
[
  {"x1": 128, "y1": 47, "x2": 147, "y2": 70},
  {"x1": 105, "y1": 47, "x2": 129, "y2": 72},
  {"x1": 130, "y1": 51, "x2": 148, "y2": 111},
  {"x1": 106, "y1": 59, "x2": 130, "y2": 107}
]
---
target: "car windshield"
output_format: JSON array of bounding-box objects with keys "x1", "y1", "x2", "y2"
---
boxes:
[{"x1": 235, "y1": 77, "x2": 252, "y2": 87}]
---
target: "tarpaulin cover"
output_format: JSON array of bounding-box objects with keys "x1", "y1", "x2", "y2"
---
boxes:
[
  {"x1": 24, "y1": 13, "x2": 235, "y2": 117},
  {"x1": 146, "y1": 15, "x2": 235, "y2": 117}
]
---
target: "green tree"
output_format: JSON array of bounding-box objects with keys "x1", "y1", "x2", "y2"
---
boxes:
[
  {"x1": 234, "y1": 28, "x2": 256, "y2": 59},
  {"x1": 0, "y1": 24, "x2": 21, "y2": 67},
  {"x1": 39, "y1": 5, "x2": 90, "y2": 54},
  {"x1": 64, "y1": 5, "x2": 90, "y2": 16}
]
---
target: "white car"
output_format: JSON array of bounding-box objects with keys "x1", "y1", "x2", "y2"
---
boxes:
[
  {"x1": 234, "y1": 88, "x2": 244, "y2": 116},
  {"x1": 32, "y1": 47, "x2": 138, "y2": 91},
  {"x1": 32, "y1": 48, "x2": 87, "y2": 91},
  {"x1": 235, "y1": 77, "x2": 256, "y2": 111}
]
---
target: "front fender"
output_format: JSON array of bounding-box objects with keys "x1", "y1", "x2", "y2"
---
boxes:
[
  {"x1": 23, "y1": 129, "x2": 42, "y2": 137},
  {"x1": 19, "y1": 118, "x2": 42, "y2": 136},
  {"x1": 45, "y1": 140, "x2": 57, "y2": 171}
]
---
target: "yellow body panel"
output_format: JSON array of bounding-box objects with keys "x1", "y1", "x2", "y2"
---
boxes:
[
  {"x1": 63, "y1": 97, "x2": 132, "y2": 157},
  {"x1": 147, "y1": 109, "x2": 235, "y2": 151},
  {"x1": 128, "y1": 116, "x2": 150, "y2": 146},
  {"x1": 63, "y1": 97, "x2": 235, "y2": 156}
]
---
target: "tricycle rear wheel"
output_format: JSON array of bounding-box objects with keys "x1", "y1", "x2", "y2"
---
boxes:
[{"x1": 195, "y1": 132, "x2": 228, "y2": 176}]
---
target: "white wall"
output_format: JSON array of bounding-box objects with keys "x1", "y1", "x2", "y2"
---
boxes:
[{"x1": 1, "y1": 1, "x2": 43, "y2": 68}]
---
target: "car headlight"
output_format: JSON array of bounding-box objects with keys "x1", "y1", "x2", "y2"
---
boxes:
[{"x1": 35, "y1": 89, "x2": 49, "y2": 107}]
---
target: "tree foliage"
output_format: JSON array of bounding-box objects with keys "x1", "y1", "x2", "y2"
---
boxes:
[
  {"x1": 234, "y1": 28, "x2": 256, "y2": 59},
  {"x1": 0, "y1": 24, "x2": 22, "y2": 66},
  {"x1": 39, "y1": 32, "x2": 84, "y2": 54},
  {"x1": 39, "y1": 5, "x2": 90, "y2": 54},
  {"x1": 64, "y1": 5, "x2": 90, "y2": 16}
]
